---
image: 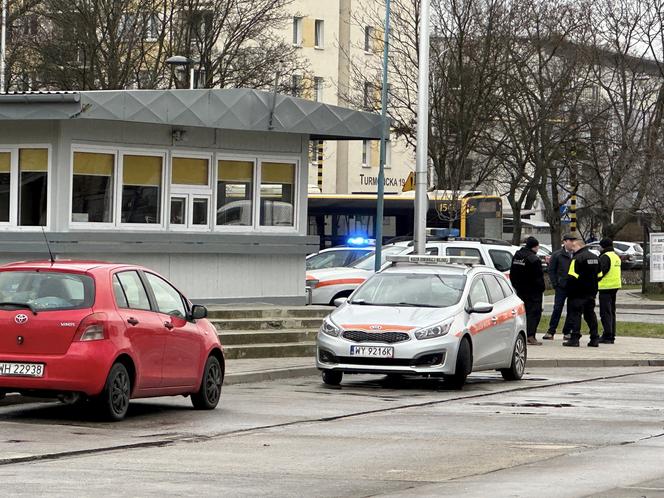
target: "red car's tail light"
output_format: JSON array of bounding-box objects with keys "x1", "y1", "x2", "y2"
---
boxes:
[{"x1": 75, "y1": 312, "x2": 109, "y2": 341}]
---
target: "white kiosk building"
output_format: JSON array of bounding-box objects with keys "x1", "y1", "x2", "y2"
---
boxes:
[{"x1": 0, "y1": 89, "x2": 383, "y2": 303}]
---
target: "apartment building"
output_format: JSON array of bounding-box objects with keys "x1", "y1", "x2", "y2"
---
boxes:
[{"x1": 283, "y1": 0, "x2": 415, "y2": 195}]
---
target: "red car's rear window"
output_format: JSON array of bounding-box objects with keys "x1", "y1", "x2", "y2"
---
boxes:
[{"x1": 0, "y1": 271, "x2": 95, "y2": 312}]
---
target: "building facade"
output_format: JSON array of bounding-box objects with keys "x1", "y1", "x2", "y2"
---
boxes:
[{"x1": 282, "y1": 0, "x2": 415, "y2": 195}]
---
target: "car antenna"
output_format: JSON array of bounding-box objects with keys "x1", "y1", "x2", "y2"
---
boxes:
[{"x1": 40, "y1": 227, "x2": 56, "y2": 264}]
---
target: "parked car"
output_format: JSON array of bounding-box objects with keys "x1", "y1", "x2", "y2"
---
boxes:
[
  {"x1": 536, "y1": 244, "x2": 552, "y2": 271},
  {"x1": 587, "y1": 241, "x2": 643, "y2": 269},
  {"x1": 316, "y1": 254, "x2": 527, "y2": 388},
  {"x1": 0, "y1": 261, "x2": 224, "y2": 421},
  {"x1": 306, "y1": 238, "x2": 518, "y2": 305},
  {"x1": 306, "y1": 245, "x2": 375, "y2": 271}
]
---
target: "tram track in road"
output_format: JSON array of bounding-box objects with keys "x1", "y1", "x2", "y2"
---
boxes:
[{"x1": 1, "y1": 368, "x2": 663, "y2": 468}]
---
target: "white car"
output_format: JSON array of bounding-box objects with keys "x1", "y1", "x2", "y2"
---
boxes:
[
  {"x1": 306, "y1": 246, "x2": 374, "y2": 271},
  {"x1": 306, "y1": 238, "x2": 518, "y2": 305},
  {"x1": 316, "y1": 254, "x2": 527, "y2": 388}
]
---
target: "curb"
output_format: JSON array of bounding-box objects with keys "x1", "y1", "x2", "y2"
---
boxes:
[
  {"x1": 225, "y1": 359, "x2": 664, "y2": 384},
  {"x1": 225, "y1": 366, "x2": 319, "y2": 385},
  {"x1": 528, "y1": 358, "x2": 664, "y2": 368}
]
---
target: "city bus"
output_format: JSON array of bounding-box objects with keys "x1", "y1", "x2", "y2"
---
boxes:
[{"x1": 308, "y1": 191, "x2": 503, "y2": 248}]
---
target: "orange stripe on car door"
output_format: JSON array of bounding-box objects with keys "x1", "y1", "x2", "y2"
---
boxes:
[{"x1": 316, "y1": 278, "x2": 366, "y2": 288}]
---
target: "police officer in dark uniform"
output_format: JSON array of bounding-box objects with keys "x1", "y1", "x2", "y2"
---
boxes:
[
  {"x1": 543, "y1": 233, "x2": 578, "y2": 340},
  {"x1": 510, "y1": 236, "x2": 545, "y2": 345},
  {"x1": 563, "y1": 238, "x2": 601, "y2": 347}
]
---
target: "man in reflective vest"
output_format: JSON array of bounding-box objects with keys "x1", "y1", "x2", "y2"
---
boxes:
[
  {"x1": 598, "y1": 238, "x2": 622, "y2": 344},
  {"x1": 563, "y1": 238, "x2": 601, "y2": 347}
]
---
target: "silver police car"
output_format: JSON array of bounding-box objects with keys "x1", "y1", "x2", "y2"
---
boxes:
[{"x1": 316, "y1": 255, "x2": 527, "y2": 388}]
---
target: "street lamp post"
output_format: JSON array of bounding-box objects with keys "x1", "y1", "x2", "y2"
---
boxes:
[
  {"x1": 374, "y1": 0, "x2": 392, "y2": 271},
  {"x1": 414, "y1": 0, "x2": 432, "y2": 254},
  {"x1": 1, "y1": 0, "x2": 7, "y2": 94},
  {"x1": 166, "y1": 55, "x2": 198, "y2": 90}
]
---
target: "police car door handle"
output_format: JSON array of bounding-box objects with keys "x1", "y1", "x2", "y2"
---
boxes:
[
  {"x1": 491, "y1": 316, "x2": 498, "y2": 323},
  {"x1": 511, "y1": 309, "x2": 517, "y2": 315}
]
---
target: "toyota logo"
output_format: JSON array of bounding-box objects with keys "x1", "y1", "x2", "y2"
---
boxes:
[{"x1": 15, "y1": 314, "x2": 28, "y2": 325}]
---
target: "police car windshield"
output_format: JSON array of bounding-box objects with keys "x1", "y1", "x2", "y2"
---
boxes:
[
  {"x1": 353, "y1": 246, "x2": 408, "y2": 270},
  {"x1": 350, "y1": 273, "x2": 466, "y2": 308}
]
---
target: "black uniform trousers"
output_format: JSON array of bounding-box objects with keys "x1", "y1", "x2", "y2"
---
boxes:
[
  {"x1": 518, "y1": 294, "x2": 543, "y2": 338},
  {"x1": 599, "y1": 289, "x2": 618, "y2": 340},
  {"x1": 567, "y1": 296, "x2": 599, "y2": 341}
]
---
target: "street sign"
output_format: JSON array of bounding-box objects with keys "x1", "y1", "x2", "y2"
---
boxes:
[
  {"x1": 402, "y1": 172, "x2": 415, "y2": 192},
  {"x1": 650, "y1": 232, "x2": 664, "y2": 283}
]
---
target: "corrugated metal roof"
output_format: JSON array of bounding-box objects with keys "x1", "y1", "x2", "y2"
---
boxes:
[{"x1": 0, "y1": 89, "x2": 384, "y2": 140}]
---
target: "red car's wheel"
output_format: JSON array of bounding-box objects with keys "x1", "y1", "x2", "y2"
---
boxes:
[
  {"x1": 191, "y1": 356, "x2": 223, "y2": 410},
  {"x1": 95, "y1": 363, "x2": 131, "y2": 421}
]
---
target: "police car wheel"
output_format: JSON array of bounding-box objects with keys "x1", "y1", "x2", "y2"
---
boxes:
[
  {"x1": 445, "y1": 337, "x2": 471, "y2": 389},
  {"x1": 322, "y1": 370, "x2": 343, "y2": 386},
  {"x1": 501, "y1": 333, "x2": 527, "y2": 381}
]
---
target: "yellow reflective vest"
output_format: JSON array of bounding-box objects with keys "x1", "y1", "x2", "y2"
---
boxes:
[{"x1": 599, "y1": 251, "x2": 622, "y2": 290}]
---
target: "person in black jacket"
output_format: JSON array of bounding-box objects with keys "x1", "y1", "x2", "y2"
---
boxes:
[
  {"x1": 563, "y1": 239, "x2": 601, "y2": 347},
  {"x1": 543, "y1": 233, "x2": 578, "y2": 340},
  {"x1": 510, "y1": 236, "x2": 545, "y2": 345}
]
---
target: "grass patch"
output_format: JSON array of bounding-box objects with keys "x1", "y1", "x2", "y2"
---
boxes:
[
  {"x1": 544, "y1": 284, "x2": 642, "y2": 296},
  {"x1": 541, "y1": 314, "x2": 664, "y2": 338}
]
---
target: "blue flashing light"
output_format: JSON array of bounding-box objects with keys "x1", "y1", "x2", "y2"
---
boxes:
[{"x1": 346, "y1": 236, "x2": 374, "y2": 247}]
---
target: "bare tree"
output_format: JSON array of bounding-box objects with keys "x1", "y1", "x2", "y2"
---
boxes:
[
  {"x1": 345, "y1": 0, "x2": 512, "y2": 227},
  {"x1": 17, "y1": 0, "x2": 305, "y2": 92},
  {"x1": 2, "y1": 0, "x2": 44, "y2": 91},
  {"x1": 169, "y1": 0, "x2": 306, "y2": 91},
  {"x1": 573, "y1": 0, "x2": 664, "y2": 239}
]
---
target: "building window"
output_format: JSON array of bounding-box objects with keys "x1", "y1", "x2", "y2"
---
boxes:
[
  {"x1": 145, "y1": 13, "x2": 159, "y2": 42},
  {"x1": 292, "y1": 74, "x2": 303, "y2": 97},
  {"x1": 171, "y1": 156, "x2": 209, "y2": 187},
  {"x1": 364, "y1": 26, "x2": 374, "y2": 52},
  {"x1": 314, "y1": 77, "x2": 324, "y2": 102},
  {"x1": 385, "y1": 138, "x2": 392, "y2": 169},
  {"x1": 217, "y1": 159, "x2": 254, "y2": 226},
  {"x1": 260, "y1": 162, "x2": 295, "y2": 227},
  {"x1": 314, "y1": 19, "x2": 324, "y2": 48},
  {"x1": 71, "y1": 151, "x2": 115, "y2": 223},
  {"x1": 121, "y1": 154, "x2": 163, "y2": 224},
  {"x1": 170, "y1": 196, "x2": 187, "y2": 225},
  {"x1": 293, "y1": 17, "x2": 303, "y2": 45},
  {"x1": 363, "y1": 82, "x2": 373, "y2": 109},
  {"x1": 362, "y1": 140, "x2": 370, "y2": 167},
  {"x1": 169, "y1": 156, "x2": 211, "y2": 229},
  {"x1": 0, "y1": 152, "x2": 10, "y2": 223},
  {"x1": 19, "y1": 148, "x2": 48, "y2": 226}
]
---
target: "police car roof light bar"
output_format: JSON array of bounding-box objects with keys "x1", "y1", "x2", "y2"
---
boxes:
[{"x1": 386, "y1": 254, "x2": 481, "y2": 266}]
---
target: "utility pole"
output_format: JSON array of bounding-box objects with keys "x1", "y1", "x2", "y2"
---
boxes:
[
  {"x1": 414, "y1": 0, "x2": 431, "y2": 254},
  {"x1": 374, "y1": 0, "x2": 391, "y2": 271}
]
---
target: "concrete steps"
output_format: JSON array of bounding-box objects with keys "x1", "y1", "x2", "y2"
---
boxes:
[
  {"x1": 208, "y1": 306, "x2": 330, "y2": 320},
  {"x1": 211, "y1": 318, "x2": 324, "y2": 331},
  {"x1": 211, "y1": 306, "x2": 328, "y2": 359},
  {"x1": 223, "y1": 342, "x2": 317, "y2": 360},
  {"x1": 219, "y1": 329, "x2": 318, "y2": 346}
]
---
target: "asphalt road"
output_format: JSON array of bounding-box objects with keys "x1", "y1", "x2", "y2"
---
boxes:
[{"x1": 1, "y1": 367, "x2": 664, "y2": 497}]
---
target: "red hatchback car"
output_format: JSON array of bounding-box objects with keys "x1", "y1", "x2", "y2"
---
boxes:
[{"x1": 0, "y1": 260, "x2": 224, "y2": 421}]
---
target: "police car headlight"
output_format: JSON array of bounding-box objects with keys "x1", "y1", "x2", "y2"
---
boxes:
[
  {"x1": 320, "y1": 319, "x2": 341, "y2": 337},
  {"x1": 415, "y1": 321, "x2": 452, "y2": 340}
]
